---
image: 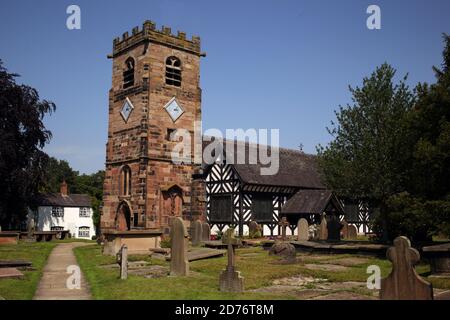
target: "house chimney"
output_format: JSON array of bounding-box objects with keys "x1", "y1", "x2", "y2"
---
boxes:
[{"x1": 60, "y1": 180, "x2": 68, "y2": 196}]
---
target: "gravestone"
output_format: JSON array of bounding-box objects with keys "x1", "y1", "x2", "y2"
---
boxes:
[
  {"x1": 269, "y1": 241, "x2": 296, "y2": 263},
  {"x1": 297, "y1": 218, "x2": 309, "y2": 241},
  {"x1": 219, "y1": 228, "x2": 244, "y2": 292},
  {"x1": 423, "y1": 243, "x2": 450, "y2": 276},
  {"x1": 278, "y1": 217, "x2": 289, "y2": 241},
  {"x1": 191, "y1": 220, "x2": 203, "y2": 246},
  {"x1": 380, "y1": 236, "x2": 433, "y2": 300},
  {"x1": 327, "y1": 215, "x2": 342, "y2": 241},
  {"x1": 116, "y1": 245, "x2": 128, "y2": 280},
  {"x1": 347, "y1": 225, "x2": 358, "y2": 240},
  {"x1": 27, "y1": 217, "x2": 35, "y2": 239},
  {"x1": 201, "y1": 222, "x2": 211, "y2": 242},
  {"x1": 170, "y1": 217, "x2": 189, "y2": 276},
  {"x1": 248, "y1": 220, "x2": 261, "y2": 238},
  {"x1": 319, "y1": 215, "x2": 328, "y2": 240},
  {"x1": 341, "y1": 220, "x2": 349, "y2": 239},
  {"x1": 249, "y1": 220, "x2": 258, "y2": 234}
]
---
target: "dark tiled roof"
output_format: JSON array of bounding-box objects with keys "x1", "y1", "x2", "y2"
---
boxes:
[
  {"x1": 202, "y1": 138, "x2": 324, "y2": 189},
  {"x1": 35, "y1": 193, "x2": 91, "y2": 207},
  {"x1": 281, "y1": 189, "x2": 344, "y2": 215}
]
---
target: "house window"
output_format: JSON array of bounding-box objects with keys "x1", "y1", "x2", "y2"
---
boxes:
[
  {"x1": 51, "y1": 226, "x2": 64, "y2": 231},
  {"x1": 165, "y1": 56, "x2": 181, "y2": 87},
  {"x1": 123, "y1": 57, "x2": 135, "y2": 89},
  {"x1": 78, "y1": 227, "x2": 90, "y2": 238},
  {"x1": 79, "y1": 207, "x2": 90, "y2": 218},
  {"x1": 120, "y1": 165, "x2": 132, "y2": 196},
  {"x1": 51, "y1": 207, "x2": 64, "y2": 218},
  {"x1": 209, "y1": 195, "x2": 233, "y2": 223},
  {"x1": 251, "y1": 194, "x2": 273, "y2": 222}
]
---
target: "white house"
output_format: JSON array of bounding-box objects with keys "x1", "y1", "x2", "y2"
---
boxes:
[{"x1": 31, "y1": 181, "x2": 96, "y2": 239}]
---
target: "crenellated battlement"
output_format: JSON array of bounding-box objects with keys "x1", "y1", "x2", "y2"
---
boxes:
[{"x1": 113, "y1": 20, "x2": 201, "y2": 57}]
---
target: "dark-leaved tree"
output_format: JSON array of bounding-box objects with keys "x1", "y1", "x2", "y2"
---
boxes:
[
  {"x1": 316, "y1": 63, "x2": 415, "y2": 241},
  {"x1": 0, "y1": 60, "x2": 55, "y2": 229}
]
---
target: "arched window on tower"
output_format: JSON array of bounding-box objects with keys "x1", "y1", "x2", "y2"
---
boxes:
[
  {"x1": 123, "y1": 57, "x2": 135, "y2": 89},
  {"x1": 165, "y1": 56, "x2": 181, "y2": 87},
  {"x1": 120, "y1": 166, "x2": 132, "y2": 196}
]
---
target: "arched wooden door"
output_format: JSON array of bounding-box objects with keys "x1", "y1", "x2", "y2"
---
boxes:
[{"x1": 116, "y1": 202, "x2": 131, "y2": 231}]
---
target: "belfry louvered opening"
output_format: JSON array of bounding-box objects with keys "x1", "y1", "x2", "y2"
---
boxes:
[{"x1": 165, "y1": 56, "x2": 182, "y2": 87}]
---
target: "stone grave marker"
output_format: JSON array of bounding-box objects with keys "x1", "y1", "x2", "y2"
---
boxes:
[
  {"x1": 347, "y1": 225, "x2": 358, "y2": 240},
  {"x1": 278, "y1": 217, "x2": 289, "y2": 241},
  {"x1": 319, "y1": 215, "x2": 328, "y2": 240},
  {"x1": 219, "y1": 228, "x2": 244, "y2": 292},
  {"x1": 202, "y1": 222, "x2": 211, "y2": 242},
  {"x1": 116, "y1": 244, "x2": 128, "y2": 280},
  {"x1": 380, "y1": 236, "x2": 433, "y2": 300},
  {"x1": 341, "y1": 220, "x2": 349, "y2": 239},
  {"x1": 422, "y1": 243, "x2": 450, "y2": 276},
  {"x1": 327, "y1": 215, "x2": 342, "y2": 241},
  {"x1": 249, "y1": 220, "x2": 258, "y2": 234},
  {"x1": 269, "y1": 242, "x2": 296, "y2": 263},
  {"x1": 191, "y1": 220, "x2": 203, "y2": 246},
  {"x1": 297, "y1": 218, "x2": 309, "y2": 241},
  {"x1": 170, "y1": 217, "x2": 189, "y2": 276},
  {"x1": 27, "y1": 217, "x2": 35, "y2": 239}
]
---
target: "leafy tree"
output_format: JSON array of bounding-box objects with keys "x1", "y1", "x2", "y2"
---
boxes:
[
  {"x1": 390, "y1": 33, "x2": 450, "y2": 239},
  {"x1": 0, "y1": 60, "x2": 55, "y2": 229},
  {"x1": 41, "y1": 157, "x2": 104, "y2": 227},
  {"x1": 41, "y1": 157, "x2": 78, "y2": 193},
  {"x1": 318, "y1": 35, "x2": 450, "y2": 242},
  {"x1": 317, "y1": 63, "x2": 415, "y2": 240}
]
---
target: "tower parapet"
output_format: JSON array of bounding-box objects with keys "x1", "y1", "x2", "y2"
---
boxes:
[{"x1": 113, "y1": 20, "x2": 201, "y2": 57}]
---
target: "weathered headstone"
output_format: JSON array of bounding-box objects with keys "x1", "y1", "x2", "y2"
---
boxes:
[
  {"x1": 116, "y1": 244, "x2": 128, "y2": 280},
  {"x1": 202, "y1": 222, "x2": 211, "y2": 242},
  {"x1": 219, "y1": 228, "x2": 244, "y2": 292},
  {"x1": 27, "y1": 217, "x2": 35, "y2": 239},
  {"x1": 422, "y1": 243, "x2": 450, "y2": 276},
  {"x1": 297, "y1": 218, "x2": 309, "y2": 241},
  {"x1": 380, "y1": 236, "x2": 433, "y2": 300},
  {"x1": 191, "y1": 220, "x2": 203, "y2": 246},
  {"x1": 278, "y1": 217, "x2": 289, "y2": 241},
  {"x1": 327, "y1": 215, "x2": 342, "y2": 241},
  {"x1": 341, "y1": 220, "x2": 349, "y2": 239},
  {"x1": 249, "y1": 220, "x2": 258, "y2": 234},
  {"x1": 269, "y1": 241, "x2": 296, "y2": 263},
  {"x1": 319, "y1": 215, "x2": 328, "y2": 240},
  {"x1": 170, "y1": 217, "x2": 189, "y2": 276},
  {"x1": 347, "y1": 225, "x2": 358, "y2": 240}
]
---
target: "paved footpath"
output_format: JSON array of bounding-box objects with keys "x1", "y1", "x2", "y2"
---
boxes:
[{"x1": 34, "y1": 242, "x2": 92, "y2": 300}]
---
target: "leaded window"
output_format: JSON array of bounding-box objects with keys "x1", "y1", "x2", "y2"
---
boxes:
[
  {"x1": 209, "y1": 195, "x2": 233, "y2": 223},
  {"x1": 120, "y1": 166, "x2": 132, "y2": 196},
  {"x1": 79, "y1": 207, "x2": 90, "y2": 218},
  {"x1": 251, "y1": 194, "x2": 273, "y2": 222},
  {"x1": 51, "y1": 207, "x2": 64, "y2": 218},
  {"x1": 78, "y1": 226, "x2": 90, "y2": 238}
]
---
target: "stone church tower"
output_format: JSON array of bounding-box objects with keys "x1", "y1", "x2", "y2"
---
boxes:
[{"x1": 101, "y1": 21, "x2": 205, "y2": 234}]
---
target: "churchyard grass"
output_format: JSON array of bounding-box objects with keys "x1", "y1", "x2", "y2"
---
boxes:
[
  {"x1": 0, "y1": 241, "x2": 56, "y2": 299},
  {"x1": 74, "y1": 244, "x2": 450, "y2": 299}
]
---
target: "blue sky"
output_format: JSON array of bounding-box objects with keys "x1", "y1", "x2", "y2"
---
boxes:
[{"x1": 1, "y1": 0, "x2": 449, "y2": 173}]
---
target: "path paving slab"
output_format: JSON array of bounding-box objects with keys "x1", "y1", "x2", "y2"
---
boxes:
[{"x1": 34, "y1": 243, "x2": 92, "y2": 300}]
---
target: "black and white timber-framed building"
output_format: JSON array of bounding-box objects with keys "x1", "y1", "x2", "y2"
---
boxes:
[{"x1": 200, "y1": 140, "x2": 371, "y2": 236}]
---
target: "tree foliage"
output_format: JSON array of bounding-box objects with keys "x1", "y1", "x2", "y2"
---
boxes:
[
  {"x1": 318, "y1": 35, "x2": 450, "y2": 241},
  {"x1": 42, "y1": 157, "x2": 104, "y2": 227},
  {"x1": 0, "y1": 60, "x2": 55, "y2": 229}
]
